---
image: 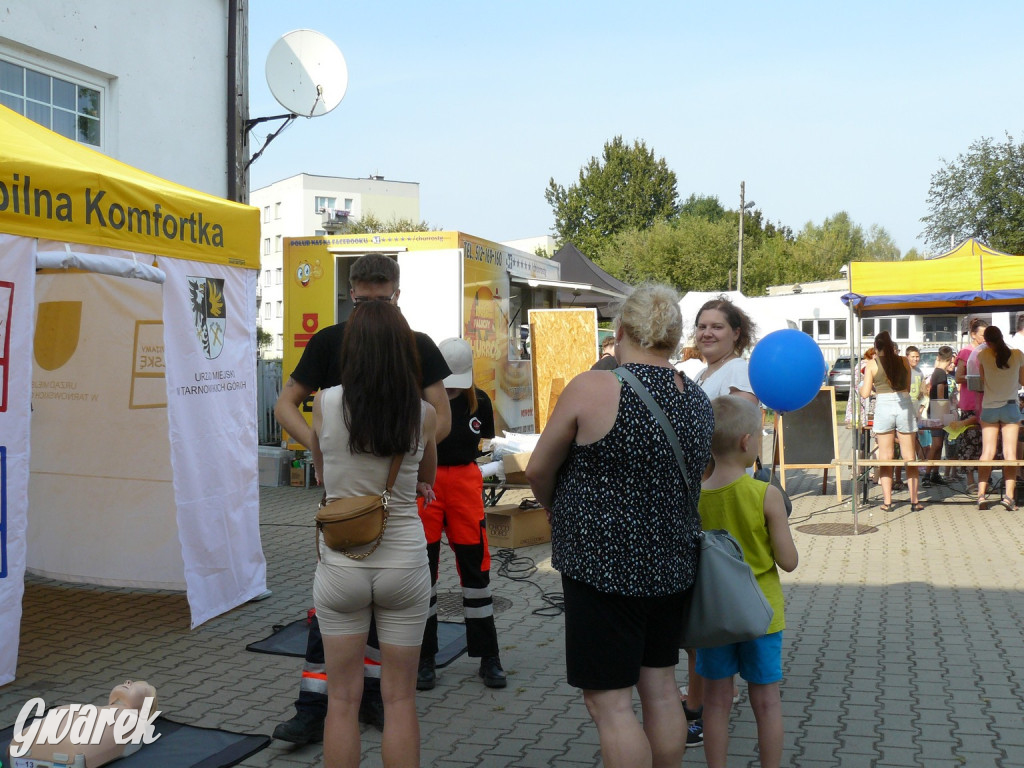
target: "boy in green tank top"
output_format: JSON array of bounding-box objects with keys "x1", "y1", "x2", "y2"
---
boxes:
[{"x1": 697, "y1": 396, "x2": 799, "y2": 768}]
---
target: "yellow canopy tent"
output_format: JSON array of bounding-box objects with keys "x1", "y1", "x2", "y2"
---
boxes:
[
  {"x1": 0, "y1": 106, "x2": 265, "y2": 685},
  {"x1": 845, "y1": 238, "x2": 1024, "y2": 316}
]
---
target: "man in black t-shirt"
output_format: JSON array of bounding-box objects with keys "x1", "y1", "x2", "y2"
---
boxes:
[{"x1": 272, "y1": 254, "x2": 451, "y2": 745}]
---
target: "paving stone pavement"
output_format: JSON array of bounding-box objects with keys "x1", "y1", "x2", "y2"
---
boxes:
[{"x1": 3, "y1": 432, "x2": 1024, "y2": 766}]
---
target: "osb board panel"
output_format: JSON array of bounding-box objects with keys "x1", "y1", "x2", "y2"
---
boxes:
[{"x1": 529, "y1": 308, "x2": 598, "y2": 431}]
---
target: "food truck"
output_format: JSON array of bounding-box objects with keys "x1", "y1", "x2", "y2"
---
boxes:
[{"x1": 282, "y1": 231, "x2": 564, "y2": 437}]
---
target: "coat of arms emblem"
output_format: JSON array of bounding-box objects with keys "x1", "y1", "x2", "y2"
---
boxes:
[{"x1": 187, "y1": 276, "x2": 226, "y2": 360}]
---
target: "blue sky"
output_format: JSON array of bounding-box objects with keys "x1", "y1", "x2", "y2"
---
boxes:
[{"x1": 248, "y1": 1, "x2": 1024, "y2": 256}]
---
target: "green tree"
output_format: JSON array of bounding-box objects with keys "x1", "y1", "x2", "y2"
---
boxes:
[
  {"x1": 545, "y1": 136, "x2": 678, "y2": 258},
  {"x1": 256, "y1": 325, "x2": 273, "y2": 356},
  {"x1": 344, "y1": 213, "x2": 437, "y2": 233},
  {"x1": 679, "y1": 194, "x2": 727, "y2": 222},
  {"x1": 921, "y1": 133, "x2": 1024, "y2": 254},
  {"x1": 864, "y1": 225, "x2": 901, "y2": 261},
  {"x1": 598, "y1": 216, "x2": 736, "y2": 291}
]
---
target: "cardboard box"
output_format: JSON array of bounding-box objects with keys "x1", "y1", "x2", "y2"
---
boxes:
[
  {"x1": 258, "y1": 446, "x2": 291, "y2": 487},
  {"x1": 486, "y1": 503, "x2": 551, "y2": 548},
  {"x1": 290, "y1": 466, "x2": 306, "y2": 487},
  {"x1": 502, "y1": 452, "x2": 532, "y2": 485}
]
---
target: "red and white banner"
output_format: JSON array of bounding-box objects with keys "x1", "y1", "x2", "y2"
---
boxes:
[{"x1": 0, "y1": 234, "x2": 36, "y2": 685}]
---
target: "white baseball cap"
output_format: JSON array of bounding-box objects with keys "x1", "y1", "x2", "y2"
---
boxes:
[{"x1": 439, "y1": 337, "x2": 474, "y2": 389}]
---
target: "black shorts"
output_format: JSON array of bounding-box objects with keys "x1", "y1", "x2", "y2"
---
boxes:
[{"x1": 562, "y1": 574, "x2": 688, "y2": 690}]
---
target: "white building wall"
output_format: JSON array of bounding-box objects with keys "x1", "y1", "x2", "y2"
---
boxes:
[
  {"x1": 502, "y1": 235, "x2": 556, "y2": 257},
  {"x1": 250, "y1": 174, "x2": 421, "y2": 357},
  {"x1": 684, "y1": 280, "x2": 1014, "y2": 366},
  {"x1": 0, "y1": 1, "x2": 232, "y2": 197}
]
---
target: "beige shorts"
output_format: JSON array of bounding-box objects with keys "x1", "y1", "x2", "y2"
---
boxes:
[{"x1": 313, "y1": 562, "x2": 430, "y2": 646}]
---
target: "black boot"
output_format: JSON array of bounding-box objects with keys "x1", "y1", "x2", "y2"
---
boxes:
[
  {"x1": 479, "y1": 656, "x2": 507, "y2": 688},
  {"x1": 417, "y1": 657, "x2": 436, "y2": 691},
  {"x1": 272, "y1": 709, "x2": 324, "y2": 744},
  {"x1": 357, "y1": 682, "x2": 385, "y2": 731}
]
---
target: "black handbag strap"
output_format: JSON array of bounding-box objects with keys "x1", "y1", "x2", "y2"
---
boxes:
[{"x1": 614, "y1": 366, "x2": 692, "y2": 493}]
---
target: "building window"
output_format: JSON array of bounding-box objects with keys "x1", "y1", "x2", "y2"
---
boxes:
[
  {"x1": 862, "y1": 317, "x2": 910, "y2": 341},
  {"x1": 314, "y1": 196, "x2": 336, "y2": 212},
  {"x1": 263, "y1": 302, "x2": 271, "y2": 320},
  {"x1": 263, "y1": 270, "x2": 271, "y2": 287},
  {"x1": 276, "y1": 334, "x2": 284, "y2": 353},
  {"x1": 800, "y1": 318, "x2": 847, "y2": 342},
  {"x1": 263, "y1": 206, "x2": 270, "y2": 223},
  {"x1": 344, "y1": 198, "x2": 353, "y2": 211},
  {"x1": 275, "y1": 235, "x2": 282, "y2": 252},
  {"x1": 923, "y1": 316, "x2": 957, "y2": 343},
  {"x1": 275, "y1": 268, "x2": 283, "y2": 284},
  {"x1": 276, "y1": 301, "x2": 283, "y2": 318},
  {"x1": 263, "y1": 238, "x2": 270, "y2": 256},
  {"x1": 275, "y1": 202, "x2": 281, "y2": 219},
  {"x1": 0, "y1": 58, "x2": 101, "y2": 145}
]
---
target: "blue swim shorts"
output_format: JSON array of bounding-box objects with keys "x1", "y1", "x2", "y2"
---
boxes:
[{"x1": 696, "y1": 631, "x2": 783, "y2": 684}]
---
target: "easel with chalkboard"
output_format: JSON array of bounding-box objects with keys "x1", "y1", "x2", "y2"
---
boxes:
[{"x1": 771, "y1": 386, "x2": 842, "y2": 501}]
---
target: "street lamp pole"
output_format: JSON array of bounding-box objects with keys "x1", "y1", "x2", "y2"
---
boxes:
[{"x1": 737, "y1": 181, "x2": 745, "y2": 294}]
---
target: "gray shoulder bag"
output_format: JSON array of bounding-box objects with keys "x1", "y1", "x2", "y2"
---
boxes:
[{"x1": 615, "y1": 366, "x2": 774, "y2": 648}]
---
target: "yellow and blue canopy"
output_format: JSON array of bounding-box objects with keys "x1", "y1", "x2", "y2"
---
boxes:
[{"x1": 843, "y1": 238, "x2": 1024, "y2": 316}]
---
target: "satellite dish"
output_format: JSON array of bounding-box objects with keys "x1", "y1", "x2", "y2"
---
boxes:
[{"x1": 265, "y1": 29, "x2": 348, "y2": 117}]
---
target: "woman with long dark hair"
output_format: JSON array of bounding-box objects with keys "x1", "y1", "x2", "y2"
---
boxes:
[
  {"x1": 975, "y1": 325, "x2": 1024, "y2": 510},
  {"x1": 859, "y1": 331, "x2": 922, "y2": 512},
  {"x1": 311, "y1": 301, "x2": 437, "y2": 768}
]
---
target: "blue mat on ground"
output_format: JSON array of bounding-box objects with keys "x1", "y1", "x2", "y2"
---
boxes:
[
  {"x1": 246, "y1": 618, "x2": 468, "y2": 667},
  {"x1": 2, "y1": 717, "x2": 269, "y2": 768}
]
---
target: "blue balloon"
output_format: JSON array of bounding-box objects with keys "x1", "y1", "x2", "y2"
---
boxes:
[{"x1": 748, "y1": 329, "x2": 826, "y2": 412}]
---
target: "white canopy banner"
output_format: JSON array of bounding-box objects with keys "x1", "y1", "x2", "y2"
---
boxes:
[
  {"x1": 159, "y1": 256, "x2": 266, "y2": 627},
  {"x1": 0, "y1": 234, "x2": 36, "y2": 685}
]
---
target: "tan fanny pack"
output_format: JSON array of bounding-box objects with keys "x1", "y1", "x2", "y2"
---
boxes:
[{"x1": 315, "y1": 454, "x2": 402, "y2": 560}]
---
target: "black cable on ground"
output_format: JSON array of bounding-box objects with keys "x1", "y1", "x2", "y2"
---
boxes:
[{"x1": 493, "y1": 548, "x2": 564, "y2": 617}]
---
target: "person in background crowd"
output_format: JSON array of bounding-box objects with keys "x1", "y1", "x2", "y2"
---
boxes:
[
  {"x1": 859, "y1": 331, "x2": 922, "y2": 512},
  {"x1": 845, "y1": 349, "x2": 877, "y2": 428},
  {"x1": 676, "y1": 345, "x2": 706, "y2": 380},
  {"x1": 692, "y1": 297, "x2": 758, "y2": 405},
  {"x1": 416, "y1": 338, "x2": 506, "y2": 691},
  {"x1": 975, "y1": 325, "x2": 1024, "y2": 511},
  {"x1": 894, "y1": 346, "x2": 928, "y2": 490},
  {"x1": 591, "y1": 335, "x2": 619, "y2": 371},
  {"x1": 922, "y1": 346, "x2": 956, "y2": 486},
  {"x1": 1009, "y1": 314, "x2": 1024, "y2": 352},
  {"x1": 953, "y1": 318, "x2": 988, "y2": 495},
  {"x1": 310, "y1": 301, "x2": 437, "y2": 768},
  {"x1": 526, "y1": 283, "x2": 713, "y2": 768}
]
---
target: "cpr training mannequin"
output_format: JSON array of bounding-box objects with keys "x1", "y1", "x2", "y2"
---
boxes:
[{"x1": 8, "y1": 680, "x2": 159, "y2": 767}]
